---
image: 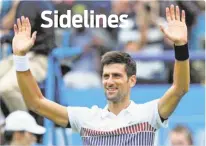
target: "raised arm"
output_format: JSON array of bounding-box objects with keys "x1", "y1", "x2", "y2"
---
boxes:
[
  {"x1": 12, "y1": 16, "x2": 69, "y2": 127},
  {"x1": 158, "y1": 5, "x2": 190, "y2": 119}
]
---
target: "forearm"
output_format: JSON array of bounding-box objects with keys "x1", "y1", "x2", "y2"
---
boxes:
[
  {"x1": 173, "y1": 59, "x2": 190, "y2": 91},
  {"x1": 173, "y1": 44, "x2": 190, "y2": 92},
  {"x1": 16, "y1": 70, "x2": 43, "y2": 111}
]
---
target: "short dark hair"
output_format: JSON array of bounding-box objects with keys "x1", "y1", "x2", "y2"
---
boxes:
[{"x1": 101, "y1": 51, "x2": 136, "y2": 77}]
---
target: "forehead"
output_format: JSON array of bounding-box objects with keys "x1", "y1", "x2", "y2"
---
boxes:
[{"x1": 103, "y1": 63, "x2": 126, "y2": 74}]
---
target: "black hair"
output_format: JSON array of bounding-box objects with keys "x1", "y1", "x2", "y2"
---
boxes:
[{"x1": 101, "y1": 51, "x2": 136, "y2": 77}]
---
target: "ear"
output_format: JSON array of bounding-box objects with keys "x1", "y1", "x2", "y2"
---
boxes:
[{"x1": 129, "y1": 75, "x2": 136, "y2": 87}]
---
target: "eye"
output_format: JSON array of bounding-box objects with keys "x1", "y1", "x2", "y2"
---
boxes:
[
  {"x1": 113, "y1": 73, "x2": 121, "y2": 78},
  {"x1": 103, "y1": 74, "x2": 109, "y2": 79}
]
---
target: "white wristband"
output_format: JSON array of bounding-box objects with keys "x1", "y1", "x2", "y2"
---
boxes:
[{"x1": 13, "y1": 55, "x2": 30, "y2": 71}]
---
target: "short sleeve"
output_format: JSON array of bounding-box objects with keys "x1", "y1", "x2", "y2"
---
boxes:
[
  {"x1": 143, "y1": 99, "x2": 169, "y2": 129},
  {"x1": 67, "y1": 106, "x2": 93, "y2": 133}
]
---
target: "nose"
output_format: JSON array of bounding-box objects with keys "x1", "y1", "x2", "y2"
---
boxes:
[{"x1": 106, "y1": 76, "x2": 114, "y2": 86}]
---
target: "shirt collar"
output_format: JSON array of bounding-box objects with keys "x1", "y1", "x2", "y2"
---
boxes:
[{"x1": 101, "y1": 100, "x2": 136, "y2": 118}]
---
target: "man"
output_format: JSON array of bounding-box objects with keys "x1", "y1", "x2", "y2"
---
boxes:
[
  {"x1": 169, "y1": 125, "x2": 193, "y2": 146},
  {"x1": 12, "y1": 5, "x2": 189, "y2": 145},
  {"x1": 3, "y1": 111, "x2": 45, "y2": 146}
]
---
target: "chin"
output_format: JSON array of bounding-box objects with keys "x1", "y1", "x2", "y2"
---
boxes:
[{"x1": 106, "y1": 95, "x2": 120, "y2": 102}]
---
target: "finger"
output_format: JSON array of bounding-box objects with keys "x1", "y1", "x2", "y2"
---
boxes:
[
  {"x1": 170, "y1": 5, "x2": 175, "y2": 20},
  {"x1": 21, "y1": 16, "x2": 26, "y2": 32},
  {"x1": 17, "y1": 18, "x2": 22, "y2": 32},
  {"x1": 175, "y1": 6, "x2": 180, "y2": 21},
  {"x1": 26, "y1": 17, "x2": 31, "y2": 32},
  {"x1": 31, "y1": 31, "x2": 37, "y2": 44},
  {"x1": 181, "y1": 10, "x2": 185, "y2": 23},
  {"x1": 159, "y1": 24, "x2": 168, "y2": 36},
  {"x1": 26, "y1": 17, "x2": 31, "y2": 37},
  {"x1": 166, "y1": 7, "x2": 171, "y2": 22},
  {"x1": 14, "y1": 24, "x2": 18, "y2": 35},
  {"x1": 159, "y1": 24, "x2": 165, "y2": 33}
]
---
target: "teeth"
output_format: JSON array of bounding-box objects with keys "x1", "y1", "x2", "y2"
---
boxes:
[{"x1": 107, "y1": 88, "x2": 116, "y2": 91}]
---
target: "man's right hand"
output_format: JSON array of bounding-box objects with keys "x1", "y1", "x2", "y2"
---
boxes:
[{"x1": 12, "y1": 16, "x2": 37, "y2": 56}]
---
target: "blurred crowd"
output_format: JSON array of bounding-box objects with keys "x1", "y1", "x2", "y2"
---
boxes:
[
  {"x1": 53, "y1": 0, "x2": 205, "y2": 87},
  {"x1": 1, "y1": 0, "x2": 205, "y2": 86},
  {"x1": 0, "y1": 0, "x2": 205, "y2": 145}
]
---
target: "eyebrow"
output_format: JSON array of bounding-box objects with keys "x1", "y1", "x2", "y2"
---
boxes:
[{"x1": 103, "y1": 72, "x2": 122, "y2": 76}]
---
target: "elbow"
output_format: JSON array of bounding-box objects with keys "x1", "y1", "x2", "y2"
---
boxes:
[
  {"x1": 184, "y1": 85, "x2": 190, "y2": 93},
  {"x1": 183, "y1": 82, "x2": 190, "y2": 93},
  {"x1": 26, "y1": 100, "x2": 39, "y2": 112},
  {"x1": 173, "y1": 84, "x2": 190, "y2": 97},
  {"x1": 26, "y1": 96, "x2": 44, "y2": 112},
  {"x1": 181, "y1": 87, "x2": 189, "y2": 96}
]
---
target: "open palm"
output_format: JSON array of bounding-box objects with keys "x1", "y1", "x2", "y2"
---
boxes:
[
  {"x1": 12, "y1": 16, "x2": 36, "y2": 56},
  {"x1": 160, "y1": 5, "x2": 187, "y2": 46}
]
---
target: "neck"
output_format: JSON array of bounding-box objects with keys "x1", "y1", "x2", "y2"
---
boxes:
[{"x1": 108, "y1": 98, "x2": 131, "y2": 115}]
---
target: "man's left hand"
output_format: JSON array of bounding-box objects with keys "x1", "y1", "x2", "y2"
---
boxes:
[{"x1": 160, "y1": 5, "x2": 187, "y2": 46}]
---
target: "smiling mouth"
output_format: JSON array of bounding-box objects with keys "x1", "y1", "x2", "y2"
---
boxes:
[
  {"x1": 106, "y1": 86, "x2": 118, "y2": 90},
  {"x1": 107, "y1": 88, "x2": 117, "y2": 91},
  {"x1": 106, "y1": 88, "x2": 118, "y2": 94}
]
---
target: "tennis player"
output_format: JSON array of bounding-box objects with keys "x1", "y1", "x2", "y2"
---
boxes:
[{"x1": 12, "y1": 5, "x2": 189, "y2": 145}]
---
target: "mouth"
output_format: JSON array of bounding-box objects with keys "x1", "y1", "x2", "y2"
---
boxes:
[{"x1": 106, "y1": 87, "x2": 118, "y2": 94}]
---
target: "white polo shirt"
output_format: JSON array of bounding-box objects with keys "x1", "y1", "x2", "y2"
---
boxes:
[{"x1": 67, "y1": 99, "x2": 168, "y2": 145}]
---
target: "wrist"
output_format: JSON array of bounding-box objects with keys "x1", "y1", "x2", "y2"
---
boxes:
[
  {"x1": 13, "y1": 55, "x2": 30, "y2": 71},
  {"x1": 174, "y1": 43, "x2": 189, "y2": 61},
  {"x1": 174, "y1": 40, "x2": 187, "y2": 46},
  {"x1": 14, "y1": 51, "x2": 27, "y2": 56}
]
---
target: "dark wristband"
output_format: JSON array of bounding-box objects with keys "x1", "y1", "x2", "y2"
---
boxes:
[{"x1": 174, "y1": 43, "x2": 189, "y2": 61}]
